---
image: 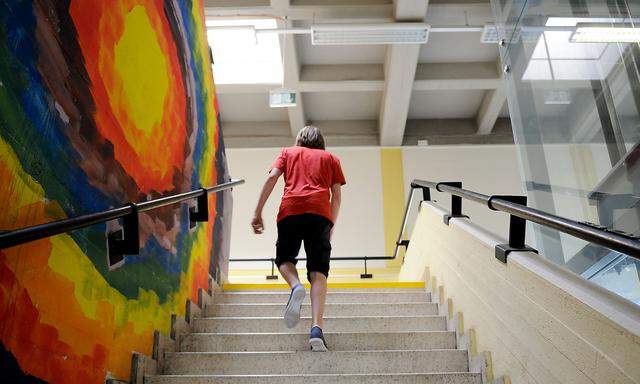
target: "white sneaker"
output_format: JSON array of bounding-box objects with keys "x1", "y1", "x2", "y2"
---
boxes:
[{"x1": 283, "y1": 284, "x2": 305, "y2": 328}]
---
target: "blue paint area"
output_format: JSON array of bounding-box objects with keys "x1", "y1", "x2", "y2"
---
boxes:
[{"x1": 0, "y1": 0, "x2": 115, "y2": 215}]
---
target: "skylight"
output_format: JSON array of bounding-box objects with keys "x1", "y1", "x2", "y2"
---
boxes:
[{"x1": 206, "y1": 19, "x2": 283, "y2": 84}]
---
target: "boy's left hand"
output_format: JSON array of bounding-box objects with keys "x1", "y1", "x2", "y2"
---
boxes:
[{"x1": 251, "y1": 215, "x2": 264, "y2": 234}]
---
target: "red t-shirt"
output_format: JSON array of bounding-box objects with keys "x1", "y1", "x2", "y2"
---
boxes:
[{"x1": 270, "y1": 146, "x2": 346, "y2": 223}]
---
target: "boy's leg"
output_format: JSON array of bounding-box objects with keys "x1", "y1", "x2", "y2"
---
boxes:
[
  {"x1": 276, "y1": 216, "x2": 305, "y2": 328},
  {"x1": 303, "y1": 215, "x2": 332, "y2": 351},
  {"x1": 279, "y1": 262, "x2": 301, "y2": 288},
  {"x1": 309, "y1": 271, "x2": 327, "y2": 328}
]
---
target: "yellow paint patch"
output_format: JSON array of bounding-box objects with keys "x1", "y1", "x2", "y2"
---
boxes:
[
  {"x1": 380, "y1": 148, "x2": 406, "y2": 266},
  {"x1": 114, "y1": 5, "x2": 168, "y2": 137},
  {"x1": 0, "y1": 138, "x2": 46, "y2": 229},
  {"x1": 47, "y1": 235, "x2": 173, "y2": 335}
]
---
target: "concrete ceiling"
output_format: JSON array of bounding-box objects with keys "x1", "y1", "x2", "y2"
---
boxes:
[{"x1": 205, "y1": 0, "x2": 513, "y2": 148}]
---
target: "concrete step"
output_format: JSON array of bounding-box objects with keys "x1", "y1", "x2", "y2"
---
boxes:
[
  {"x1": 223, "y1": 288, "x2": 426, "y2": 293},
  {"x1": 206, "y1": 302, "x2": 438, "y2": 317},
  {"x1": 193, "y1": 316, "x2": 447, "y2": 333},
  {"x1": 162, "y1": 350, "x2": 469, "y2": 375},
  {"x1": 216, "y1": 291, "x2": 431, "y2": 304},
  {"x1": 180, "y1": 331, "x2": 456, "y2": 352},
  {"x1": 146, "y1": 373, "x2": 482, "y2": 384}
]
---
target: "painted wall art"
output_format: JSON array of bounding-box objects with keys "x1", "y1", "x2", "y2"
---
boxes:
[{"x1": 0, "y1": 0, "x2": 230, "y2": 382}]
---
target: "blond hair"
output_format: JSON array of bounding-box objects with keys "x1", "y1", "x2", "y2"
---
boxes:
[{"x1": 295, "y1": 125, "x2": 325, "y2": 150}]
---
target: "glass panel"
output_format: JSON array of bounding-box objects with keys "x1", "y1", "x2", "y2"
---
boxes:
[{"x1": 493, "y1": 0, "x2": 640, "y2": 303}]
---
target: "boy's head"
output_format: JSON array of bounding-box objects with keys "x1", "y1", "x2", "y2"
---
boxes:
[{"x1": 295, "y1": 125, "x2": 325, "y2": 150}]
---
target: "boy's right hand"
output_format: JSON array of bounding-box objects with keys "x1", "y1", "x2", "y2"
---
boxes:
[{"x1": 251, "y1": 215, "x2": 264, "y2": 234}]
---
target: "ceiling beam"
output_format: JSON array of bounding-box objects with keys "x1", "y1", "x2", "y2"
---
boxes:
[
  {"x1": 204, "y1": 1, "x2": 393, "y2": 22},
  {"x1": 476, "y1": 61, "x2": 506, "y2": 134},
  {"x1": 223, "y1": 120, "x2": 380, "y2": 148},
  {"x1": 204, "y1": 1, "x2": 492, "y2": 26},
  {"x1": 215, "y1": 62, "x2": 501, "y2": 94},
  {"x1": 427, "y1": 2, "x2": 493, "y2": 27},
  {"x1": 378, "y1": 0, "x2": 429, "y2": 146},
  {"x1": 476, "y1": 86, "x2": 506, "y2": 135},
  {"x1": 222, "y1": 118, "x2": 514, "y2": 148},
  {"x1": 273, "y1": 0, "x2": 307, "y2": 137}
]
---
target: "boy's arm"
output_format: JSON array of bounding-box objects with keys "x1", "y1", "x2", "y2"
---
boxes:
[
  {"x1": 252, "y1": 168, "x2": 282, "y2": 234},
  {"x1": 330, "y1": 183, "x2": 342, "y2": 238}
]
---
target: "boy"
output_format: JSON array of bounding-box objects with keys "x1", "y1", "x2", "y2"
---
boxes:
[{"x1": 251, "y1": 125, "x2": 345, "y2": 352}]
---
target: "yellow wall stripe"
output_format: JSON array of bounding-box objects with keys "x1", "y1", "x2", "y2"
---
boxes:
[{"x1": 380, "y1": 148, "x2": 406, "y2": 266}]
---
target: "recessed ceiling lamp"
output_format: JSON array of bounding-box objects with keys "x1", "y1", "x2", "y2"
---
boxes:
[
  {"x1": 570, "y1": 24, "x2": 640, "y2": 43},
  {"x1": 310, "y1": 23, "x2": 429, "y2": 45}
]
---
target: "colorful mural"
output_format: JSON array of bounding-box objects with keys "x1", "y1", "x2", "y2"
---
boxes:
[{"x1": 0, "y1": 0, "x2": 229, "y2": 382}]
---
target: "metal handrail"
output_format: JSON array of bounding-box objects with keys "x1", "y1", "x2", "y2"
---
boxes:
[
  {"x1": 411, "y1": 179, "x2": 640, "y2": 259},
  {"x1": 0, "y1": 179, "x2": 245, "y2": 250}
]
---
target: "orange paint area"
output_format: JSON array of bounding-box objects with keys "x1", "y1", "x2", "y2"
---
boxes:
[{"x1": 69, "y1": 0, "x2": 187, "y2": 193}]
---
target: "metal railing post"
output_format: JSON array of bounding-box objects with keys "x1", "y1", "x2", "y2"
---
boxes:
[
  {"x1": 361, "y1": 256, "x2": 373, "y2": 279},
  {"x1": 436, "y1": 182, "x2": 469, "y2": 225},
  {"x1": 266, "y1": 258, "x2": 279, "y2": 280},
  {"x1": 189, "y1": 188, "x2": 210, "y2": 228},
  {"x1": 394, "y1": 188, "x2": 416, "y2": 262},
  {"x1": 488, "y1": 195, "x2": 538, "y2": 262}
]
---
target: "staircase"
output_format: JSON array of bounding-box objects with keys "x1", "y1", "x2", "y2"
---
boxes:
[{"x1": 146, "y1": 286, "x2": 482, "y2": 383}]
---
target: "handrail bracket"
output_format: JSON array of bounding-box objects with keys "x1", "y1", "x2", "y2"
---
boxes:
[
  {"x1": 107, "y1": 203, "x2": 140, "y2": 269},
  {"x1": 437, "y1": 182, "x2": 470, "y2": 225},
  {"x1": 489, "y1": 195, "x2": 538, "y2": 263},
  {"x1": 189, "y1": 188, "x2": 210, "y2": 228}
]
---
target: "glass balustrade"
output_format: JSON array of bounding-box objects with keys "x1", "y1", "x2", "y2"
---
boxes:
[{"x1": 492, "y1": 0, "x2": 640, "y2": 304}]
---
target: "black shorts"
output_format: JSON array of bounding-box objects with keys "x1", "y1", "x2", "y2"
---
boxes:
[{"x1": 275, "y1": 213, "x2": 333, "y2": 282}]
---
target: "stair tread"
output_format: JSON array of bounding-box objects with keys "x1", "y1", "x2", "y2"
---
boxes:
[
  {"x1": 146, "y1": 373, "x2": 481, "y2": 384},
  {"x1": 211, "y1": 302, "x2": 434, "y2": 306},
  {"x1": 180, "y1": 330, "x2": 458, "y2": 352},
  {"x1": 169, "y1": 349, "x2": 464, "y2": 355},
  {"x1": 197, "y1": 315, "x2": 445, "y2": 319},
  {"x1": 163, "y1": 349, "x2": 469, "y2": 375},
  {"x1": 219, "y1": 289, "x2": 428, "y2": 296},
  {"x1": 150, "y1": 373, "x2": 479, "y2": 377},
  {"x1": 187, "y1": 330, "x2": 454, "y2": 335}
]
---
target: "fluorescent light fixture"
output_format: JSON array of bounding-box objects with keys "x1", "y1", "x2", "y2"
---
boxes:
[
  {"x1": 311, "y1": 23, "x2": 429, "y2": 45},
  {"x1": 571, "y1": 26, "x2": 640, "y2": 43}
]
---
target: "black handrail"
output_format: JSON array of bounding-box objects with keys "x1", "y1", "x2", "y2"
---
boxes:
[
  {"x1": 411, "y1": 179, "x2": 640, "y2": 260},
  {"x1": 0, "y1": 179, "x2": 245, "y2": 253}
]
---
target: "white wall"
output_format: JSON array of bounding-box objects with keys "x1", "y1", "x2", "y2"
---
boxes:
[
  {"x1": 226, "y1": 144, "x2": 523, "y2": 268},
  {"x1": 402, "y1": 145, "x2": 524, "y2": 240}
]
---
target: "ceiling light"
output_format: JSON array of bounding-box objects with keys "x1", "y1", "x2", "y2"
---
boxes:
[
  {"x1": 571, "y1": 26, "x2": 640, "y2": 43},
  {"x1": 311, "y1": 23, "x2": 429, "y2": 45}
]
